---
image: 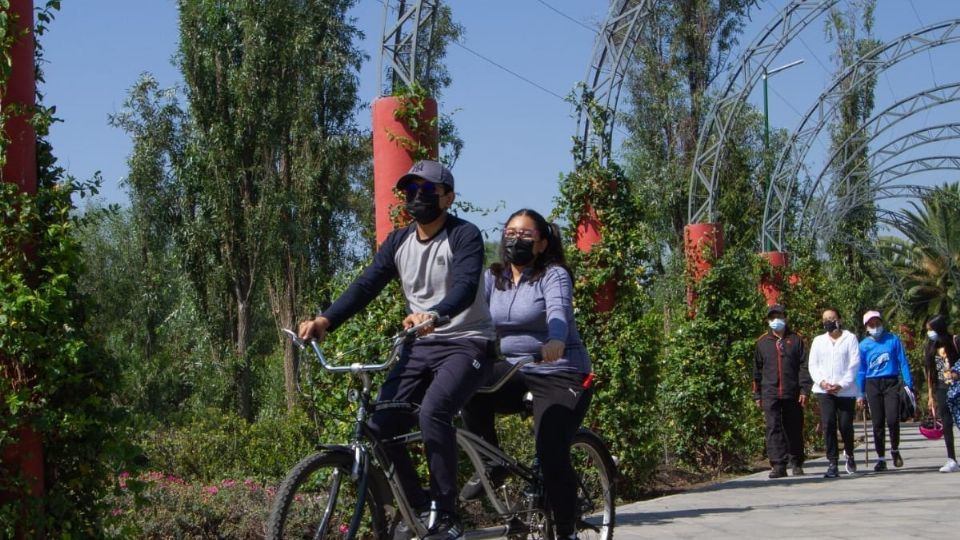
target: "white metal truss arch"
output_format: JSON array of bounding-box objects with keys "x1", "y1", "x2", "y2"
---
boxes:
[
  {"x1": 576, "y1": 0, "x2": 655, "y2": 163},
  {"x1": 796, "y1": 83, "x2": 960, "y2": 239},
  {"x1": 688, "y1": 0, "x2": 839, "y2": 224},
  {"x1": 762, "y1": 20, "x2": 960, "y2": 251}
]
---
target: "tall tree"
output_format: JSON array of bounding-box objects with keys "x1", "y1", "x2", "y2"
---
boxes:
[
  {"x1": 822, "y1": 0, "x2": 881, "y2": 317},
  {"x1": 174, "y1": 0, "x2": 366, "y2": 416},
  {"x1": 623, "y1": 0, "x2": 757, "y2": 251}
]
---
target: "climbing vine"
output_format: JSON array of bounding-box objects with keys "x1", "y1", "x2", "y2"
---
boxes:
[
  {"x1": 1, "y1": 2, "x2": 134, "y2": 535},
  {"x1": 553, "y1": 89, "x2": 662, "y2": 494}
]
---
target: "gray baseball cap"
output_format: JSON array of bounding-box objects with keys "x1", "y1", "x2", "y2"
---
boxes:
[{"x1": 396, "y1": 160, "x2": 455, "y2": 190}]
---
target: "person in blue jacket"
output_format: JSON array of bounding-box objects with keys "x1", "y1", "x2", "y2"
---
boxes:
[
  {"x1": 299, "y1": 160, "x2": 495, "y2": 540},
  {"x1": 857, "y1": 310, "x2": 914, "y2": 472}
]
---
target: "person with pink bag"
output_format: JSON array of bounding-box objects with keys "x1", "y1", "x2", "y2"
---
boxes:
[{"x1": 924, "y1": 314, "x2": 960, "y2": 473}]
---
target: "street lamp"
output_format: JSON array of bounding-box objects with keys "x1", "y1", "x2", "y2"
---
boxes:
[
  {"x1": 762, "y1": 59, "x2": 804, "y2": 251},
  {"x1": 763, "y1": 59, "x2": 805, "y2": 150}
]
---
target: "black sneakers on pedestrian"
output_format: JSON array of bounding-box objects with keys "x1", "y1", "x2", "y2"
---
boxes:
[
  {"x1": 823, "y1": 461, "x2": 839, "y2": 478},
  {"x1": 892, "y1": 450, "x2": 903, "y2": 468},
  {"x1": 423, "y1": 512, "x2": 464, "y2": 540},
  {"x1": 844, "y1": 454, "x2": 857, "y2": 475},
  {"x1": 459, "y1": 466, "x2": 509, "y2": 501},
  {"x1": 768, "y1": 464, "x2": 787, "y2": 479},
  {"x1": 874, "y1": 459, "x2": 887, "y2": 472}
]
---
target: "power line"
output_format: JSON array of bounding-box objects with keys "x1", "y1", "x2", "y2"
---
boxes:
[
  {"x1": 533, "y1": 0, "x2": 598, "y2": 34},
  {"x1": 451, "y1": 39, "x2": 568, "y2": 102}
]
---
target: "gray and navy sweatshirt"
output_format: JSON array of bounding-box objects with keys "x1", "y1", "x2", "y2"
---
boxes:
[{"x1": 322, "y1": 215, "x2": 494, "y2": 341}]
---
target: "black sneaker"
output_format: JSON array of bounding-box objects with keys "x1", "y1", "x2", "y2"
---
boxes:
[
  {"x1": 823, "y1": 461, "x2": 839, "y2": 478},
  {"x1": 459, "y1": 466, "x2": 509, "y2": 501},
  {"x1": 845, "y1": 454, "x2": 857, "y2": 474},
  {"x1": 424, "y1": 512, "x2": 464, "y2": 540},
  {"x1": 768, "y1": 465, "x2": 787, "y2": 479},
  {"x1": 892, "y1": 451, "x2": 903, "y2": 468},
  {"x1": 874, "y1": 460, "x2": 887, "y2": 472},
  {"x1": 791, "y1": 463, "x2": 805, "y2": 476},
  {"x1": 392, "y1": 508, "x2": 430, "y2": 540}
]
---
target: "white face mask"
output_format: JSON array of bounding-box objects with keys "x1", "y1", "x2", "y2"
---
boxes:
[
  {"x1": 928, "y1": 330, "x2": 940, "y2": 341},
  {"x1": 867, "y1": 325, "x2": 883, "y2": 337},
  {"x1": 768, "y1": 318, "x2": 786, "y2": 332}
]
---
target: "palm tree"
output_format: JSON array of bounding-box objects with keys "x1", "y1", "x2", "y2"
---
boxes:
[{"x1": 877, "y1": 183, "x2": 960, "y2": 325}]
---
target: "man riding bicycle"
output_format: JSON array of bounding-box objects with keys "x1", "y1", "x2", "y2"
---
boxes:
[{"x1": 298, "y1": 159, "x2": 494, "y2": 540}]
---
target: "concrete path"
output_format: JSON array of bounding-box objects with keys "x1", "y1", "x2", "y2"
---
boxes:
[{"x1": 615, "y1": 422, "x2": 958, "y2": 539}]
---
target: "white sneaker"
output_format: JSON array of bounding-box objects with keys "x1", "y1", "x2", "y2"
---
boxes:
[{"x1": 939, "y1": 459, "x2": 959, "y2": 473}]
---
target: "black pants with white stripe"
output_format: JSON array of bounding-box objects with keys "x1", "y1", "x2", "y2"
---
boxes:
[{"x1": 462, "y1": 362, "x2": 592, "y2": 537}]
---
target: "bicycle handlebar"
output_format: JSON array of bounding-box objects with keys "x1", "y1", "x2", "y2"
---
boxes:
[{"x1": 282, "y1": 315, "x2": 451, "y2": 375}]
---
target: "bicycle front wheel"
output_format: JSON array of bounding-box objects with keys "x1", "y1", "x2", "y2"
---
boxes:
[
  {"x1": 570, "y1": 429, "x2": 616, "y2": 540},
  {"x1": 266, "y1": 450, "x2": 388, "y2": 540}
]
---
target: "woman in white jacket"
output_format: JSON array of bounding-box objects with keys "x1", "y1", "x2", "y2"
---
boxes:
[{"x1": 809, "y1": 308, "x2": 862, "y2": 478}]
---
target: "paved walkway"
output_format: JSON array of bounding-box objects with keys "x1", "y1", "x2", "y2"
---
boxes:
[{"x1": 615, "y1": 422, "x2": 957, "y2": 539}]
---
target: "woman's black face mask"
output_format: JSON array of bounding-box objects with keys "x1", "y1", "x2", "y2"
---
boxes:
[{"x1": 503, "y1": 237, "x2": 536, "y2": 266}]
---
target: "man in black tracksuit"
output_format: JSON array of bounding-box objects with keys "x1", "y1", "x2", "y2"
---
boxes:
[{"x1": 753, "y1": 304, "x2": 813, "y2": 478}]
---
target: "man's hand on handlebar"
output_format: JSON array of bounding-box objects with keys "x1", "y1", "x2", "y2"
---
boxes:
[
  {"x1": 298, "y1": 316, "x2": 331, "y2": 342},
  {"x1": 403, "y1": 312, "x2": 438, "y2": 336}
]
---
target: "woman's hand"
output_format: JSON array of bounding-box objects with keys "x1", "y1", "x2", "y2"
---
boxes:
[{"x1": 541, "y1": 339, "x2": 565, "y2": 362}]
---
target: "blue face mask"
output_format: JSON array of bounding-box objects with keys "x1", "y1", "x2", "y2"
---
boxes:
[
  {"x1": 928, "y1": 330, "x2": 939, "y2": 342},
  {"x1": 768, "y1": 318, "x2": 786, "y2": 332},
  {"x1": 868, "y1": 325, "x2": 883, "y2": 337}
]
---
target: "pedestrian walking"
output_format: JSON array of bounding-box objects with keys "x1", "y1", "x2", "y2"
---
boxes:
[
  {"x1": 753, "y1": 304, "x2": 813, "y2": 478},
  {"x1": 857, "y1": 310, "x2": 914, "y2": 472}
]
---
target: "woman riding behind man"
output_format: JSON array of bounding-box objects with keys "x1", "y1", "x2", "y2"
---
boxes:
[{"x1": 460, "y1": 208, "x2": 592, "y2": 540}]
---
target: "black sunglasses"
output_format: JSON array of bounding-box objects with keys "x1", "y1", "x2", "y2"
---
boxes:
[{"x1": 402, "y1": 182, "x2": 443, "y2": 198}]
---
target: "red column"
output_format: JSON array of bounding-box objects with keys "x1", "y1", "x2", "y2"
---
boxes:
[
  {"x1": 576, "y1": 204, "x2": 616, "y2": 312},
  {"x1": 759, "y1": 251, "x2": 788, "y2": 306},
  {"x1": 1, "y1": 0, "x2": 44, "y2": 506},
  {"x1": 371, "y1": 96, "x2": 438, "y2": 245},
  {"x1": 684, "y1": 223, "x2": 724, "y2": 309},
  {"x1": 2, "y1": 0, "x2": 37, "y2": 193}
]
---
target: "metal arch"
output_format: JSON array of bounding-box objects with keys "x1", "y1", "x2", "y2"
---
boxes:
[
  {"x1": 576, "y1": 0, "x2": 655, "y2": 163},
  {"x1": 762, "y1": 21, "x2": 960, "y2": 251},
  {"x1": 805, "y1": 120, "x2": 960, "y2": 229},
  {"x1": 798, "y1": 83, "x2": 960, "y2": 232},
  {"x1": 378, "y1": 0, "x2": 441, "y2": 95},
  {"x1": 688, "y1": 0, "x2": 839, "y2": 224},
  {"x1": 809, "y1": 156, "x2": 960, "y2": 247}
]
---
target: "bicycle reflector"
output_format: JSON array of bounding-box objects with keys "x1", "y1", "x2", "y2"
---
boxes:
[{"x1": 919, "y1": 418, "x2": 944, "y2": 440}]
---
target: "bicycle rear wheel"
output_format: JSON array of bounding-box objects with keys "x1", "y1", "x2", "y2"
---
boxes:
[
  {"x1": 569, "y1": 429, "x2": 616, "y2": 540},
  {"x1": 266, "y1": 450, "x2": 388, "y2": 540}
]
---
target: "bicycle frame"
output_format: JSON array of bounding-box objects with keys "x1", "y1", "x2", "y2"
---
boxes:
[{"x1": 285, "y1": 324, "x2": 549, "y2": 539}]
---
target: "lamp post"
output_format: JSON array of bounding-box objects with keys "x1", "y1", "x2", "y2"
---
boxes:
[{"x1": 762, "y1": 59, "x2": 804, "y2": 250}]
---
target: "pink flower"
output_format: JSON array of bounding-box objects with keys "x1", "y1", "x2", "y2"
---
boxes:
[
  {"x1": 243, "y1": 479, "x2": 258, "y2": 491},
  {"x1": 112, "y1": 507, "x2": 123, "y2": 516},
  {"x1": 221, "y1": 479, "x2": 237, "y2": 488},
  {"x1": 204, "y1": 485, "x2": 219, "y2": 495}
]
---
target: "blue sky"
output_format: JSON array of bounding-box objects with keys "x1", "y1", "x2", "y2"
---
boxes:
[{"x1": 41, "y1": 1, "x2": 960, "y2": 236}]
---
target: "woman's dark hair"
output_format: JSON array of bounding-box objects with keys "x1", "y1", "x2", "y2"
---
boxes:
[
  {"x1": 924, "y1": 313, "x2": 958, "y2": 370},
  {"x1": 491, "y1": 208, "x2": 572, "y2": 290},
  {"x1": 823, "y1": 307, "x2": 842, "y2": 320}
]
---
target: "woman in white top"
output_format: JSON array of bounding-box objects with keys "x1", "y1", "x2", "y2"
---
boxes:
[{"x1": 809, "y1": 308, "x2": 862, "y2": 478}]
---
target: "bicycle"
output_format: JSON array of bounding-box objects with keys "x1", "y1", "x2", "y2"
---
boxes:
[{"x1": 266, "y1": 319, "x2": 616, "y2": 540}]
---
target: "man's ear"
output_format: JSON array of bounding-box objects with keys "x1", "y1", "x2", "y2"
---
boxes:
[{"x1": 442, "y1": 190, "x2": 456, "y2": 209}]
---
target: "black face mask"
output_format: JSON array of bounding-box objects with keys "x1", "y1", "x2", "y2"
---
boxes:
[
  {"x1": 503, "y1": 237, "x2": 536, "y2": 266},
  {"x1": 406, "y1": 192, "x2": 443, "y2": 224},
  {"x1": 823, "y1": 320, "x2": 840, "y2": 332}
]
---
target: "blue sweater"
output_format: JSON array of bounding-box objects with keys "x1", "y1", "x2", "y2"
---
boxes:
[
  {"x1": 857, "y1": 331, "x2": 913, "y2": 393},
  {"x1": 485, "y1": 265, "x2": 590, "y2": 375}
]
